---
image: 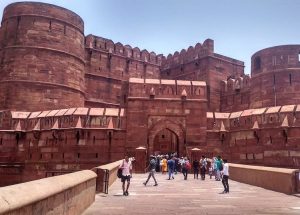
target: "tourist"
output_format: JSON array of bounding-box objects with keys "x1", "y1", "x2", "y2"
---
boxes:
[
  {"x1": 174, "y1": 156, "x2": 179, "y2": 174},
  {"x1": 200, "y1": 155, "x2": 207, "y2": 180},
  {"x1": 208, "y1": 165, "x2": 213, "y2": 179},
  {"x1": 213, "y1": 157, "x2": 218, "y2": 180},
  {"x1": 192, "y1": 158, "x2": 200, "y2": 179},
  {"x1": 119, "y1": 155, "x2": 132, "y2": 196},
  {"x1": 216, "y1": 156, "x2": 223, "y2": 181},
  {"x1": 143, "y1": 155, "x2": 158, "y2": 186},
  {"x1": 181, "y1": 157, "x2": 189, "y2": 180},
  {"x1": 161, "y1": 156, "x2": 168, "y2": 174},
  {"x1": 221, "y1": 159, "x2": 229, "y2": 193},
  {"x1": 156, "y1": 155, "x2": 161, "y2": 172},
  {"x1": 167, "y1": 156, "x2": 175, "y2": 180}
]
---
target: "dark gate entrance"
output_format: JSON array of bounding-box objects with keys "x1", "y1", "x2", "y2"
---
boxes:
[{"x1": 153, "y1": 128, "x2": 179, "y2": 156}]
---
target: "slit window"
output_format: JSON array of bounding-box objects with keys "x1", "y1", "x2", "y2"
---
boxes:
[
  {"x1": 254, "y1": 56, "x2": 261, "y2": 70},
  {"x1": 298, "y1": 52, "x2": 300, "y2": 62},
  {"x1": 289, "y1": 74, "x2": 292, "y2": 85}
]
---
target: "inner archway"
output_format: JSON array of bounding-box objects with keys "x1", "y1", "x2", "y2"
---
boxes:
[{"x1": 153, "y1": 128, "x2": 179, "y2": 156}]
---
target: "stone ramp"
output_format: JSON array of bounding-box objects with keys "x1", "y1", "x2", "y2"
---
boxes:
[{"x1": 83, "y1": 173, "x2": 300, "y2": 215}]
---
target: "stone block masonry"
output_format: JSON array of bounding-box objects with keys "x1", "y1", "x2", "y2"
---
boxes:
[{"x1": 1, "y1": 1, "x2": 300, "y2": 186}]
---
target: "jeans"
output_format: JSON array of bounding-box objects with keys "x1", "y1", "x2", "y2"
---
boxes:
[
  {"x1": 193, "y1": 168, "x2": 199, "y2": 179},
  {"x1": 168, "y1": 168, "x2": 174, "y2": 179},
  {"x1": 182, "y1": 168, "x2": 188, "y2": 180},
  {"x1": 222, "y1": 175, "x2": 229, "y2": 192},
  {"x1": 145, "y1": 169, "x2": 158, "y2": 185},
  {"x1": 200, "y1": 167, "x2": 206, "y2": 180}
]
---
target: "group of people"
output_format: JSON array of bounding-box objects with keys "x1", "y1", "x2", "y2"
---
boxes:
[{"x1": 118, "y1": 154, "x2": 229, "y2": 196}]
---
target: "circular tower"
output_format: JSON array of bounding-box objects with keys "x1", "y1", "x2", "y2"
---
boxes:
[
  {"x1": 250, "y1": 45, "x2": 300, "y2": 108},
  {"x1": 0, "y1": 2, "x2": 85, "y2": 111}
]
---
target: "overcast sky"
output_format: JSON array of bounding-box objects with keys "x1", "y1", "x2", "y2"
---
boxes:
[{"x1": 1, "y1": 0, "x2": 300, "y2": 73}]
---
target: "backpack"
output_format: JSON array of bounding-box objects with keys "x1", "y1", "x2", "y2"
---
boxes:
[
  {"x1": 186, "y1": 161, "x2": 191, "y2": 170},
  {"x1": 117, "y1": 168, "x2": 122, "y2": 178},
  {"x1": 117, "y1": 160, "x2": 124, "y2": 178},
  {"x1": 219, "y1": 161, "x2": 223, "y2": 171}
]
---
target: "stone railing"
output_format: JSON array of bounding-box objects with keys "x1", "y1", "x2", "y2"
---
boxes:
[
  {"x1": 229, "y1": 163, "x2": 300, "y2": 194},
  {"x1": 0, "y1": 170, "x2": 97, "y2": 215},
  {"x1": 92, "y1": 159, "x2": 124, "y2": 193}
]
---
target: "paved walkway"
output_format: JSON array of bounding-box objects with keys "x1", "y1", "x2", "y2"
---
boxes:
[{"x1": 84, "y1": 173, "x2": 300, "y2": 215}]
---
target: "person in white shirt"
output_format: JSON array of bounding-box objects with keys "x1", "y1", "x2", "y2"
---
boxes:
[
  {"x1": 221, "y1": 159, "x2": 229, "y2": 193},
  {"x1": 119, "y1": 156, "x2": 132, "y2": 196}
]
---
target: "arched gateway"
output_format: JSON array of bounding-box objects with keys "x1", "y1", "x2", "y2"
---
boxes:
[{"x1": 148, "y1": 119, "x2": 185, "y2": 156}]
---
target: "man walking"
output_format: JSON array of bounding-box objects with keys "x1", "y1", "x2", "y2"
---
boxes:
[
  {"x1": 192, "y1": 158, "x2": 200, "y2": 179},
  {"x1": 119, "y1": 156, "x2": 132, "y2": 196},
  {"x1": 167, "y1": 156, "x2": 175, "y2": 180},
  {"x1": 221, "y1": 159, "x2": 229, "y2": 193},
  {"x1": 200, "y1": 155, "x2": 207, "y2": 180},
  {"x1": 143, "y1": 155, "x2": 158, "y2": 186}
]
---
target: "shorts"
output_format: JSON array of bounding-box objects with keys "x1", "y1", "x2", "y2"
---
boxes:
[{"x1": 121, "y1": 175, "x2": 131, "y2": 182}]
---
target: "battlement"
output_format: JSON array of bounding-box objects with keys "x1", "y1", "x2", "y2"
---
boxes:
[
  {"x1": 0, "y1": 107, "x2": 125, "y2": 131},
  {"x1": 221, "y1": 75, "x2": 251, "y2": 93},
  {"x1": 128, "y1": 78, "x2": 206, "y2": 99},
  {"x1": 85, "y1": 35, "x2": 163, "y2": 65},
  {"x1": 207, "y1": 104, "x2": 299, "y2": 132},
  {"x1": 161, "y1": 39, "x2": 214, "y2": 70}
]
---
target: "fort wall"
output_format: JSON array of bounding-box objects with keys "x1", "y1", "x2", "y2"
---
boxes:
[
  {"x1": 1, "y1": 1, "x2": 300, "y2": 187},
  {"x1": 0, "y1": 2, "x2": 85, "y2": 111},
  {"x1": 206, "y1": 104, "x2": 300, "y2": 168},
  {"x1": 84, "y1": 35, "x2": 161, "y2": 108},
  {"x1": 250, "y1": 45, "x2": 300, "y2": 108},
  {"x1": 220, "y1": 75, "x2": 251, "y2": 112},
  {"x1": 0, "y1": 107, "x2": 125, "y2": 186},
  {"x1": 160, "y1": 40, "x2": 245, "y2": 111}
]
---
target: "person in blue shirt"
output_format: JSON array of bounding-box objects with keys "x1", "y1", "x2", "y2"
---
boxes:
[
  {"x1": 167, "y1": 156, "x2": 175, "y2": 180},
  {"x1": 143, "y1": 155, "x2": 158, "y2": 186}
]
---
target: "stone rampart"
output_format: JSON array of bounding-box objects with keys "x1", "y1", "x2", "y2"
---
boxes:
[
  {"x1": 229, "y1": 163, "x2": 299, "y2": 194},
  {"x1": 0, "y1": 170, "x2": 96, "y2": 214}
]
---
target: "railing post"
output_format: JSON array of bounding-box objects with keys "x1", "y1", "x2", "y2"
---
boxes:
[{"x1": 296, "y1": 171, "x2": 300, "y2": 193}]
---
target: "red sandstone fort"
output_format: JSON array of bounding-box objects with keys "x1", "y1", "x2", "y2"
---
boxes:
[{"x1": 0, "y1": 2, "x2": 299, "y2": 186}]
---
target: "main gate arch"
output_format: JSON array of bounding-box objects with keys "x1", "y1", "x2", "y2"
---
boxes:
[{"x1": 148, "y1": 119, "x2": 185, "y2": 157}]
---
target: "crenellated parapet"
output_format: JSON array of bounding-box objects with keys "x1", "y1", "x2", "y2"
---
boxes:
[
  {"x1": 161, "y1": 39, "x2": 214, "y2": 70},
  {"x1": 85, "y1": 34, "x2": 163, "y2": 65},
  {"x1": 220, "y1": 75, "x2": 251, "y2": 112},
  {"x1": 128, "y1": 78, "x2": 206, "y2": 100}
]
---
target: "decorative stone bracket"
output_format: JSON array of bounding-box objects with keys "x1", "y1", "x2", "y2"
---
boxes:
[
  {"x1": 281, "y1": 115, "x2": 289, "y2": 143},
  {"x1": 219, "y1": 121, "x2": 227, "y2": 143},
  {"x1": 252, "y1": 120, "x2": 260, "y2": 144}
]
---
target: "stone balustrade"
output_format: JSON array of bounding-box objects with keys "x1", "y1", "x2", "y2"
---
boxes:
[
  {"x1": 229, "y1": 163, "x2": 300, "y2": 194},
  {"x1": 0, "y1": 170, "x2": 96, "y2": 215},
  {"x1": 92, "y1": 159, "x2": 123, "y2": 193}
]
